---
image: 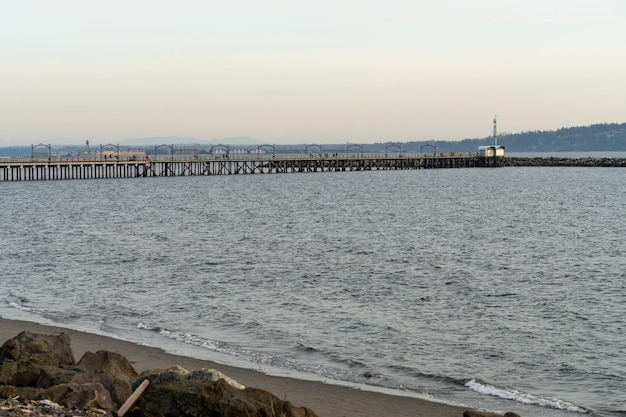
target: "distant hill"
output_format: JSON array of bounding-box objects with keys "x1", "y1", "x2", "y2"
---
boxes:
[
  {"x1": 119, "y1": 136, "x2": 201, "y2": 146},
  {"x1": 118, "y1": 135, "x2": 262, "y2": 146},
  {"x1": 378, "y1": 122, "x2": 626, "y2": 154},
  {"x1": 489, "y1": 123, "x2": 626, "y2": 152},
  {"x1": 1, "y1": 123, "x2": 625, "y2": 157},
  {"x1": 215, "y1": 136, "x2": 262, "y2": 145}
]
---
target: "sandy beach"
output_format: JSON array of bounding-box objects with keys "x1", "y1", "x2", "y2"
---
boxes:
[{"x1": 0, "y1": 317, "x2": 480, "y2": 417}]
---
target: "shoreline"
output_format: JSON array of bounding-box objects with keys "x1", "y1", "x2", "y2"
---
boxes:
[{"x1": 0, "y1": 317, "x2": 476, "y2": 417}]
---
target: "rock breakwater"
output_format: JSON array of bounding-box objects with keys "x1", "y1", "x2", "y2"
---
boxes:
[{"x1": 505, "y1": 157, "x2": 626, "y2": 167}]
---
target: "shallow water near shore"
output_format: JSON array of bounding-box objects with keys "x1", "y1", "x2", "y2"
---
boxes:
[{"x1": 1, "y1": 166, "x2": 625, "y2": 417}]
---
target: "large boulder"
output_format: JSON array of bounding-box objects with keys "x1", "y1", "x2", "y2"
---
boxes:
[
  {"x1": 0, "y1": 331, "x2": 75, "y2": 365},
  {"x1": 36, "y1": 364, "x2": 84, "y2": 388},
  {"x1": 43, "y1": 382, "x2": 116, "y2": 411},
  {"x1": 0, "y1": 331, "x2": 75, "y2": 387},
  {"x1": 128, "y1": 366, "x2": 318, "y2": 417},
  {"x1": 138, "y1": 366, "x2": 244, "y2": 390},
  {"x1": 76, "y1": 350, "x2": 139, "y2": 406}
]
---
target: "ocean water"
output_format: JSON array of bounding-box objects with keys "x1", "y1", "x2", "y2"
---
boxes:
[{"x1": 1, "y1": 167, "x2": 625, "y2": 417}]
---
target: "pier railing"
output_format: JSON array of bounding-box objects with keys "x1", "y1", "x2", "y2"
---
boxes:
[{"x1": 1, "y1": 152, "x2": 476, "y2": 163}]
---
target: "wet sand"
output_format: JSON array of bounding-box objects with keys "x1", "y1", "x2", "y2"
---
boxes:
[{"x1": 0, "y1": 317, "x2": 476, "y2": 417}]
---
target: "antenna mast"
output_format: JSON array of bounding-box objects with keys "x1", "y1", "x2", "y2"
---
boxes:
[{"x1": 493, "y1": 115, "x2": 498, "y2": 146}]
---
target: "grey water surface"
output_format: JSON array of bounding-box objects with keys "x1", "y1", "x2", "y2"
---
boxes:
[{"x1": 1, "y1": 166, "x2": 624, "y2": 417}]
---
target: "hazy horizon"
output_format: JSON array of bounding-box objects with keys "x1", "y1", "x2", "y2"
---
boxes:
[{"x1": 2, "y1": 1, "x2": 625, "y2": 146}]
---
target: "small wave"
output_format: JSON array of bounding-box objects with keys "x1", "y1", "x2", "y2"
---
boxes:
[
  {"x1": 136, "y1": 322, "x2": 314, "y2": 372},
  {"x1": 9, "y1": 301, "x2": 37, "y2": 313},
  {"x1": 137, "y1": 322, "x2": 159, "y2": 331},
  {"x1": 465, "y1": 379, "x2": 588, "y2": 413},
  {"x1": 295, "y1": 342, "x2": 319, "y2": 353},
  {"x1": 346, "y1": 359, "x2": 366, "y2": 368},
  {"x1": 202, "y1": 260, "x2": 227, "y2": 266},
  {"x1": 486, "y1": 293, "x2": 518, "y2": 298},
  {"x1": 137, "y1": 323, "x2": 224, "y2": 351}
]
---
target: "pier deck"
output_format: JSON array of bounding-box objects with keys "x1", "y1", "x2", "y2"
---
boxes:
[{"x1": 0, "y1": 153, "x2": 502, "y2": 181}]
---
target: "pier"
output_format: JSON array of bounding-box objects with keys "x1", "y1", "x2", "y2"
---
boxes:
[{"x1": 0, "y1": 153, "x2": 502, "y2": 182}]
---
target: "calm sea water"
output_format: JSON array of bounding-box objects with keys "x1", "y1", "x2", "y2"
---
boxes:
[{"x1": 1, "y1": 166, "x2": 625, "y2": 417}]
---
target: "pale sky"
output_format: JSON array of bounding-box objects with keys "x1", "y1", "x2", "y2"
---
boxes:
[{"x1": 1, "y1": 0, "x2": 625, "y2": 145}]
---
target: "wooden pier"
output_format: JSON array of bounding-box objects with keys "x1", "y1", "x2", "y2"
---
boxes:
[{"x1": 0, "y1": 153, "x2": 503, "y2": 181}]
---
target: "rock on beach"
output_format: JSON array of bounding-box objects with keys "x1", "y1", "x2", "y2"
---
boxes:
[{"x1": 0, "y1": 331, "x2": 318, "y2": 417}]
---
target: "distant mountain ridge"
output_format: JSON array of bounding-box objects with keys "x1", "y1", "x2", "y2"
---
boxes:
[
  {"x1": 485, "y1": 122, "x2": 626, "y2": 153},
  {"x1": 116, "y1": 123, "x2": 626, "y2": 152},
  {"x1": 1, "y1": 123, "x2": 625, "y2": 157},
  {"x1": 385, "y1": 122, "x2": 626, "y2": 153},
  {"x1": 119, "y1": 136, "x2": 262, "y2": 146}
]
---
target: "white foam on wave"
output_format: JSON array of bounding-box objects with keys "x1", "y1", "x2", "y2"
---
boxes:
[
  {"x1": 136, "y1": 323, "x2": 341, "y2": 379},
  {"x1": 465, "y1": 379, "x2": 587, "y2": 413},
  {"x1": 9, "y1": 301, "x2": 36, "y2": 313},
  {"x1": 137, "y1": 323, "x2": 221, "y2": 351}
]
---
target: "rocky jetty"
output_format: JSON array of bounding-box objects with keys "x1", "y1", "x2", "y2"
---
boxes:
[
  {"x1": 505, "y1": 157, "x2": 626, "y2": 167},
  {"x1": 0, "y1": 331, "x2": 318, "y2": 417}
]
